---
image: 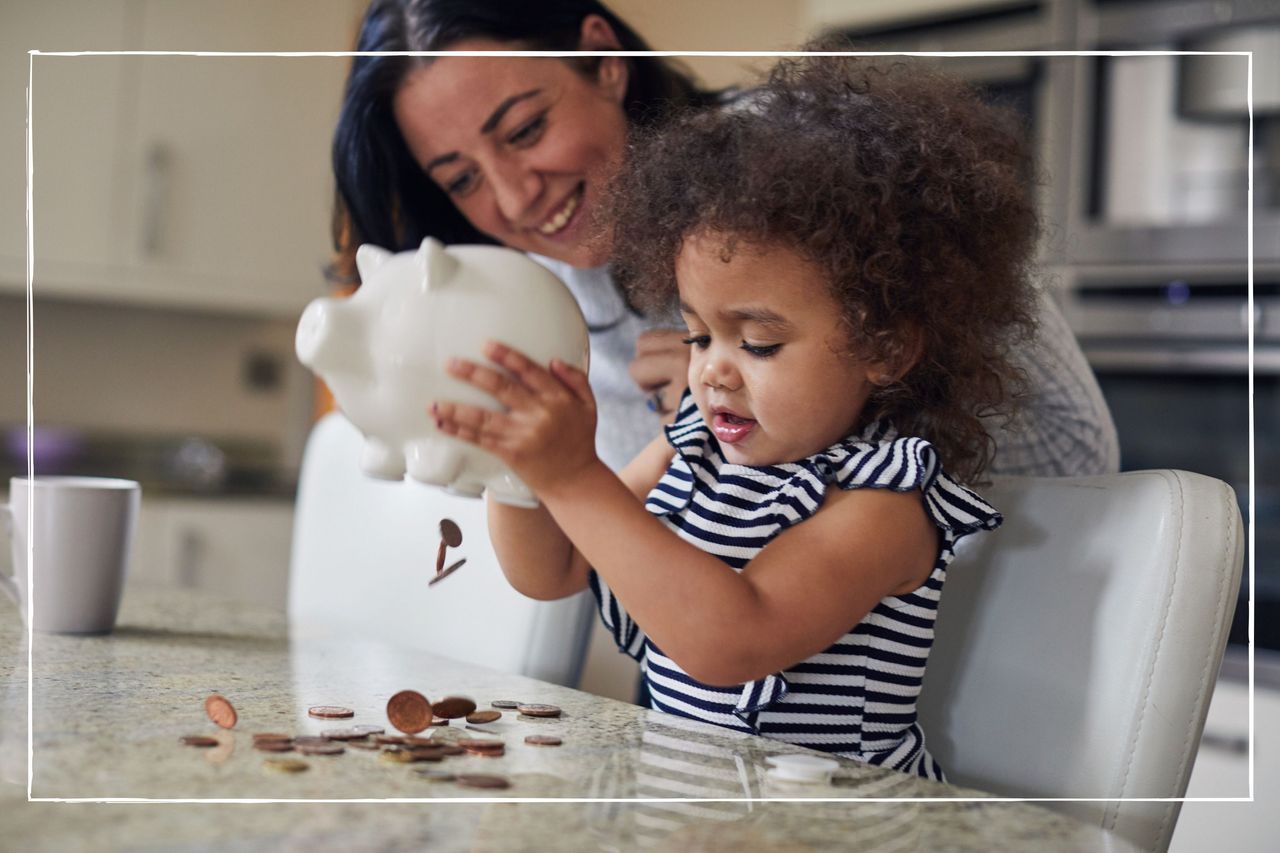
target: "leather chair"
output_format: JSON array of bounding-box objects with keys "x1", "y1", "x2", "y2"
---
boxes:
[
  {"x1": 917, "y1": 470, "x2": 1244, "y2": 853},
  {"x1": 288, "y1": 412, "x2": 595, "y2": 686}
]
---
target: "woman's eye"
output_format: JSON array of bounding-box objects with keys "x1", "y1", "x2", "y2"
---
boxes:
[
  {"x1": 508, "y1": 114, "x2": 546, "y2": 146},
  {"x1": 740, "y1": 341, "x2": 782, "y2": 358},
  {"x1": 681, "y1": 335, "x2": 711, "y2": 350},
  {"x1": 444, "y1": 170, "x2": 477, "y2": 197}
]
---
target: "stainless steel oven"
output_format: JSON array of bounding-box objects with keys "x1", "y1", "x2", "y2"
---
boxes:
[{"x1": 1063, "y1": 272, "x2": 1279, "y2": 651}]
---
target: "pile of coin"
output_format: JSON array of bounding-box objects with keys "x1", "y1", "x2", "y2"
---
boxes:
[{"x1": 180, "y1": 692, "x2": 563, "y2": 789}]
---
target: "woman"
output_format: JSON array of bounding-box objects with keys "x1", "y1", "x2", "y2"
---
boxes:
[{"x1": 329, "y1": 0, "x2": 1119, "y2": 477}]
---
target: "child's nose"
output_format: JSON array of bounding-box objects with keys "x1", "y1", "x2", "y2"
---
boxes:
[{"x1": 700, "y1": 355, "x2": 741, "y2": 392}]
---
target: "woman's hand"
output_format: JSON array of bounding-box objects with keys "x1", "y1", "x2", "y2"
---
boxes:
[
  {"x1": 433, "y1": 341, "x2": 600, "y2": 495},
  {"x1": 629, "y1": 329, "x2": 691, "y2": 424}
]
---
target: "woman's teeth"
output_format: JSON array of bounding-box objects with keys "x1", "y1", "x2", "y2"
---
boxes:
[{"x1": 538, "y1": 189, "x2": 580, "y2": 236}]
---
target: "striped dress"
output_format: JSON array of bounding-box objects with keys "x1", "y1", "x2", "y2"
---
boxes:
[{"x1": 588, "y1": 391, "x2": 1002, "y2": 781}]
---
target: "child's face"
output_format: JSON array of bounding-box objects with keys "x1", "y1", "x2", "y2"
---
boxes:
[{"x1": 676, "y1": 233, "x2": 882, "y2": 466}]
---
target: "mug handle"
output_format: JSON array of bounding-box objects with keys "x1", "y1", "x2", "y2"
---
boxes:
[{"x1": 0, "y1": 502, "x2": 17, "y2": 605}]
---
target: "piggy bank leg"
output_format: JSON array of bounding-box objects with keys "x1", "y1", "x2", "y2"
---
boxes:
[
  {"x1": 487, "y1": 472, "x2": 539, "y2": 509},
  {"x1": 405, "y1": 439, "x2": 464, "y2": 488},
  {"x1": 360, "y1": 439, "x2": 406, "y2": 480}
]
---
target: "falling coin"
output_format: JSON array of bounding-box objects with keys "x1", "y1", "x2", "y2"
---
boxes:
[
  {"x1": 180, "y1": 735, "x2": 219, "y2": 747},
  {"x1": 439, "y1": 519, "x2": 463, "y2": 548},
  {"x1": 308, "y1": 706, "x2": 355, "y2": 719},
  {"x1": 387, "y1": 690, "x2": 433, "y2": 734},
  {"x1": 456, "y1": 774, "x2": 511, "y2": 790},
  {"x1": 466, "y1": 710, "x2": 502, "y2": 725},
  {"x1": 433, "y1": 697, "x2": 477, "y2": 719},
  {"x1": 524, "y1": 735, "x2": 562, "y2": 747},
  {"x1": 296, "y1": 741, "x2": 345, "y2": 756},
  {"x1": 427, "y1": 558, "x2": 467, "y2": 586},
  {"x1": 204, "y1": 694, "x2": 238, "y2": 729},
  {"x1": 516, "y1": 703, "x2": 562, "y2": 718},
  {"x1": 491, "y1": 700, "x2": 520, "y2": 710},
  {"x1": 264, "y1": 758, "x2": 309, "y2": 774}
]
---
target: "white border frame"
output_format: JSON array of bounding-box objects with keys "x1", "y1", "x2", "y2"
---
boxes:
[{"x1": 23, "y1": 48, "x2": 1255, "y2": 808}]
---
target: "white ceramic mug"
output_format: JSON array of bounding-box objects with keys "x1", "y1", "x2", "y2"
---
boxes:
[{"x1": 0, "y1": 476, "x2": 140, "y2": 634}]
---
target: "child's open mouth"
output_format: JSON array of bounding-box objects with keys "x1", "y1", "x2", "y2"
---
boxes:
[{"x1": 712, "y1": 411, "x2": 756, "y2": 444}]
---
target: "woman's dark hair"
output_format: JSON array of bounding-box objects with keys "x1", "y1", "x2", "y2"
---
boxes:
[
  {"x1": 610, "y1": 52, "x2": 1040, "y2": 483},
  {"x1": 328, "y1": 0, "x2": 716, "y2": 283}
]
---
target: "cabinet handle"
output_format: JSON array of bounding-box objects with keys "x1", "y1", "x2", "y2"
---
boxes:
[{"x1": 141, "y1": 143, "x2": 170, "y2": 257}]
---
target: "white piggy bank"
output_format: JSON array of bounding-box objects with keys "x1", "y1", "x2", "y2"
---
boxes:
[{"x1": 295, "y1": 238, "x2": 589, "y2": 508}]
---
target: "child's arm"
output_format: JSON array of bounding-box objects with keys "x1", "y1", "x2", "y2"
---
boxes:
[
  {"x1": 482, "y1": 433, "x2": 676, "y2": 601},
  {"x1": 435, "y1": 342, "x2": 936, "y2": 686}
]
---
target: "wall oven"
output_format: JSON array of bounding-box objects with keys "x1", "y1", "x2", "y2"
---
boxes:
[{"x1": 1063, "y1": 272, "x2": 1278, "y2": 652}]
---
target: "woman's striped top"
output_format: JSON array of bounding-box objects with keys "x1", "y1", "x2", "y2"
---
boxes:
[{"x1": 588, "y1": 390, "x2": 1001, "y2": 781}]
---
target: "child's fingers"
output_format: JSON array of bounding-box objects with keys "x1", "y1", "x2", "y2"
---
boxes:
[
  {"x1": 550, "y1": 359, "x2": 593, "y2": 404},
  {"x1": 483, "y1": 341, "x2": 563, "y2": 396},
  {"x1": 446, "y1": 357, "x2": 532, "y2": 408},
  {"x1": 432, "y1": 400, "x2": 511, "y2": 438}
]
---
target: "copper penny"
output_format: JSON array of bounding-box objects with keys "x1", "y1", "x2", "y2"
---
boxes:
[
  {"x1": 430, "y1": 718, "x2": 451, "y2": 727},
  {"x1": 296, "y1": 741, "x2": 344, "y2": 756},
  {"x1": 263, "y1": 758, "x2": 309, "y2": 773},
  {"x1": 387, "y1": 690, "x2": 433, "y2": 734},
  {"x1": 252, "y1": 732, "x2": 292, "y2": 742},
  {"x1": 375, "y1": 734, "x2": 407, "y2": 745},
  {"x1": 491, "y1": 700, "x2": 520, "y2": 710},
  {"x1": 307, "y1": 706, "x2": 355, "y2": 719},
  {"x1": 253, "y1": 740, "x2": 294, "y2": 753},
  {"x1": 427, "y1": 558, "x2": 467, "y2": 586},
  {"x1": 204, "y1": 694, "x2": 238, "y2": 729},
  {"x1": 432, "y1": 696, "x2": 477, "y2": 719},
  {"x1": 180, "y1": 735, "x2": 219, "y2": 747},
  {"x1": 466, "y1": 710, "x2": 501, "y2": 724},
  {"x1": 516, "y1": 703, "x2": 562, "y2": 718},
  {"x1": 439, "y1": 518, "x2": 463, "y2": 548},
  {"x1": 414, "y1": 769, "x2": 456, "y2": 782},
  {"x1": 351, "y1": 724, "x2": 384, "y2": 735},
  {"x1": 456, "y1": 774, "x2": 510, "y2": 790},
  {"x1": 439, "y1": 745, "x2": 465, "y2": 756},
  {"x1": 524, "y1": 735, "x2": 562, "y2": 747}
]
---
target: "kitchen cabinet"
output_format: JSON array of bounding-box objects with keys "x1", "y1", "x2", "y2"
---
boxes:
[
  {"x1": 4, "y1": 0, "x2": 366, "y2": 316},
  {"x1": 130, "y1": 496, "x2": 294, "y2": 611}
]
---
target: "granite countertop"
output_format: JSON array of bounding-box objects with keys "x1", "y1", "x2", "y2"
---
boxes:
[{"x1": 0, "y1": 588, "x2": 1140, "y2": 852}]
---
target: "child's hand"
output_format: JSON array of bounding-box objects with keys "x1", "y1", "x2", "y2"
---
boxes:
[{"x1": 433, "y1": 341, "x2": 600, "y2": 495}]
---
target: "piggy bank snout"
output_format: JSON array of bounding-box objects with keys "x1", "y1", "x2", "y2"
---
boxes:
[{"x1": 296, "y1": 298, "x2": 362, "y2": 374}]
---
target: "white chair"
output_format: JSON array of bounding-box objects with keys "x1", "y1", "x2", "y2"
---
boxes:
[
  {"x1": 288, "y1": 412, "x2": 596, "y2": 686},
  {"x1": 917, "y1": 470, "x2": 1244, "y2": 853}
]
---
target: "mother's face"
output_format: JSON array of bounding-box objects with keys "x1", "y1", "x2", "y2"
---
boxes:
[{"x1": 393, "y1": 41, "x2": 629, "y2": 268}]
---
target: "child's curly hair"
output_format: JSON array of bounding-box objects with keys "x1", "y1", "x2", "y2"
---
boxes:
[{"x1": 609, "y1": 52, "x2": 1040, "y2": 483}]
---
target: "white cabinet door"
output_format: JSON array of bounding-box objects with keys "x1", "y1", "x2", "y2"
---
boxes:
[
  {"x1": 122, "y1": 0, "x2": 362, "y2": 314},
  {"x1": 2, "y1": 0, "x2": 134, "y2": 289},
  {"x1": 131, "y1": 497, "x2": 295, "y2": 611}
]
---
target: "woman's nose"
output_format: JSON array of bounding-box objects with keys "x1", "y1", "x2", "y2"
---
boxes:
[{"x1": 489, "y1": 159, "x2": 542, "y2": 224}]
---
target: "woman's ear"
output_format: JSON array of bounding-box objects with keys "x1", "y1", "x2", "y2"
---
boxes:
[{"x1": 578, "y1": 14, "x2": 628, "y2": 102}]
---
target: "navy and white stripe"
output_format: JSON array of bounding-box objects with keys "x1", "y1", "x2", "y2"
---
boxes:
[{"x1": 589, "y1": 390, "x2": 1002, "y2": 782}]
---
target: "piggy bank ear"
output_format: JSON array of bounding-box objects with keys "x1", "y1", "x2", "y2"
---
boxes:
[
  {"x1": 355, "y1": 244, "x2": 393, "y2": 282},
  {"x1": 417, "y1": 237, "x2": 459, "y2": 289}
]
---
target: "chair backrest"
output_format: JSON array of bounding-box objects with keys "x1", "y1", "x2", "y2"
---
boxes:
[
  {"x1": 918, "y1": 470, "x2": 1243, "y2": 853},
  {"x1": 288, "y1": 412, "x2": 595, "y2": 686}
]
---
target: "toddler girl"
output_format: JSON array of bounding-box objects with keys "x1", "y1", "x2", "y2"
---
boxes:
[{"x1": 431, "y1": 54, "x2": 1038, "y2": 780}]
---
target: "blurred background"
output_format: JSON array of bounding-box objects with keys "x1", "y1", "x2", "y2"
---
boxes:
[{"x1": 1, "y1": 1, "x2": 1275, "y2": 847}]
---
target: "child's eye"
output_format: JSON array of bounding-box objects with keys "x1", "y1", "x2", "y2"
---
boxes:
[
  {"x1": 740, "y1": 341, "x2": 782, "y2": 358},
  {"x1": 508, "y1": 114, "x2": 546, "y2": 146},
  {"x1": 681, "y1": 335, "x2": 711, "y2": 350}
]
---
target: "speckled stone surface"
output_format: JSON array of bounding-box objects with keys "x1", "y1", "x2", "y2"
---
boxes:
[{"x1": 0, "y1": 587, "x2": 1140, "y2": 851}]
